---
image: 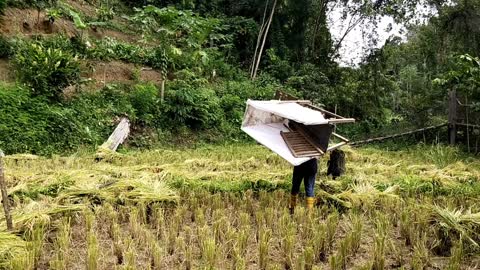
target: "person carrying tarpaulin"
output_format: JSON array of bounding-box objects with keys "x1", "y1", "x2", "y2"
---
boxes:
[{"x1": 288, "y1": 157, "x2": 318, "y2": 214}]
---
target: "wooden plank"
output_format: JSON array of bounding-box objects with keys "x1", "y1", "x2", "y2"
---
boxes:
[
  {"x1": 327, "y1": 142, "x2": 347, "y2": 152},
  {"x1": 0, "y1": 150, "x2": 13, "y2": 231},
  {"x1": 100, "y1": 117, "x2": 130, "y2": 152},
  {"x1": 281, "y1": 131, "x2": 300, "y2": 157},
  {"x1": 294, "y1": 125, "x2": 325, "y2": 155},
  {"x1": 328, "y1": 118, "x2": 356, "y2": 124},
  {"x1": 302, "y1": 104, "x2": 346, "y2": 120},
  {"x1": 281, "y1": 131, "x2": 323, "y2": 158},
  {"x1": 332, "y1": 132, "x2": 350, "y2": 143}
]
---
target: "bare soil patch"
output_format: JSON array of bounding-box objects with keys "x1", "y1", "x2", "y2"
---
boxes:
[{"x1": 85, "y1": 60, "x2": 163, "y2": 89}]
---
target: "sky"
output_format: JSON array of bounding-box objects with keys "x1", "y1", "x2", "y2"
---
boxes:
[{"x1": 327, "y1": 3, "x2": 436, "y2": 66}]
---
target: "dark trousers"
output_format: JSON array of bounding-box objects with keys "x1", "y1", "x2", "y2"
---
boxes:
[{"x1": 291, "y1": 158, "x2": 318, "y2": 197}]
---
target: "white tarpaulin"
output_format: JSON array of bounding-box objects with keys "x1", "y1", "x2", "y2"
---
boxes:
[{"x1": 241, "y1": 100, "x2": 327, "y2": 166}]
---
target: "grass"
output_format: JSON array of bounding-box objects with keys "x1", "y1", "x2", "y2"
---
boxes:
[{"x1": 0, "y1": 143, "x2": 479, "y2": 268}]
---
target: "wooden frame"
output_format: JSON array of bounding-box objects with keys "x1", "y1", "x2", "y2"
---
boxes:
[
  {"x1": 274, "y1": 90, "x2": 355, "y2": 154},
  {"x1": 281, "y1": 131, "x2": 323, "y2": 158}
]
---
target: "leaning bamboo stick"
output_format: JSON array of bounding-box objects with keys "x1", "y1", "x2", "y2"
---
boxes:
[
  {"x1": 0, "y1": 150, "x2": 13, "y2": 231},
  {"x1": 351, "y1": 123, "x2": 448, "y2": 145}
]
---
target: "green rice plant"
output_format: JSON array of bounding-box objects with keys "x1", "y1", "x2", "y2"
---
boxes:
[
  {"x1": 411, "y1": 234, "x2": 430, "y2": 270},
  {"x1": 446, "y1": 239, "x2": 463, "y2": 270},
  {"x1": 113, "y1": 240, "x2": 124, "y2": 265},
  {"x1": 282, "y1": 227, "x2": 295, "y2": 269},
  {"x1": 194, "y1": 208, "x2": 206, "y2": 228},
  {"x1": 87, "y1": 225, "x2": 99, "y2": 270},
  {"x1": 184, "y1": 225, "x2": 194, "y2": 246},
  {"x1": 349, "y1": 213, "x2": 363, "y2": 254},
  {"x1": 212, "y1": 193, "x2": 222, "y2": 210},
  {"x1": 339, "y1": 235, "x2": 351, "y2": 269},
  {"x1": 421, "y1": 144, "x2": 459, "y2": 169},
  {"x1": 310, "y1": 223, "x2": 327, "y2": 262},
  {"x1": 329, "y1": 253, "x2": 341, "y2": 270},
  {"x1": 326, "y1": 211, "x2": 339, "y2": 249},
  {"x1": 238, "y1": 211, "x2": 250, "y2": 229},
  {"x1": 258, "y1": 228, "x2": 271, "y2": 270},
  {"x1": 387, "y1": 238, "x2": 405, "y2": 267},
  {"x1": 296, "y1": 252, "x2": 306, "y2": 270},
  {"x1": 264, "y1": 207, "x2": 275, "y2": 228},
  {"x1": 236, "y1": 228, "x2": 249, "y2": 256},
  {"x1": 304, "y1": 246, "x2": 315, "y2": 270},
  {"x1": 9, "y1": 252, "x2": 34, "y2": 270},
  {"x1": 149, "y1": 240, "x2": 162, "y2": 270},
  {"x1": 137, "y1": 202, "x2": 148, "y2": 225},
  {"x1": 372, "y1": 214, "x2": 388, "y2": 270},
  {"x1": 123, "y1": 239, "x2": 136, "y2": 270},
  {"x1": 233, "y1": 250, "x2": 246, "y2": 270},
  {"x1": 105, "y1": 204, "x2": 119, "y2": 239},
  {"x1": 293, "y1": 206, "x2": 307, "y2": 226},
  {"x1": 128, "y1": 208, "x2": 141, "y2": 240},
  {"x1": 255, "y1": 210, "x2": 265, "y2": 229},
  {"x1": 185, "y1": 244, "x2": 193, "y2": 270},
  {"x1": 201, "y1": 237, "x2": 217, "y2": 269},
  {"x1": 49, "y1": 218, "x2": 71, "y2": 270},
  {"x1": 153, "y1": 208, "x2": 165, "y2": 239},
  {"x1": 400, "y1": 207, "x2": 415, "y2": 246},
  {"x1": 175, "y1": 235, "x2": 186, "y2": 258},
  {"x1": 24, "y1": 224, "x2": 46, "y2": 269}
]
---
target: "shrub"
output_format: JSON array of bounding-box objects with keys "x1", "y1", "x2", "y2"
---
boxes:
[
  {"x1": 0, "y1": 83, "x2": 138, "y2": 155},
  {"x1": 129, "y1": 83, "x2": 160, "y2": 125},
  {"x1": 0, "y1": 35, "x2": 12, "y2": 58},
  {"x1": 0, "y1": 0, "x2": 6, "y2": 15},
  {"x1": 13, "y1": 41, "x2": 81, "y2": 102},
  {"x1": 162, "y1": 80, "x2": 222, "y2": 130}
]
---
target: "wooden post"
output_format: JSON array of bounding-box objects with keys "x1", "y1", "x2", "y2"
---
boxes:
[
  {"x1": 0, "y1": 150, "x2": 13, "y2": 231},
  {"x1": 160, "y1": 79, "x2": 165, "y2": 103},
  {"x1": 448, "y1": 89, "x2": 457, "y2": 145}
]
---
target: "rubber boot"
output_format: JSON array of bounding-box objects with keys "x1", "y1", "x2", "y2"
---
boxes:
[
  {"x1": 306, "y1": 197, "x2": 315, "y2": 210},
  {"x1": 289, "y1": 194, "x2": 297, "y2": 215}
]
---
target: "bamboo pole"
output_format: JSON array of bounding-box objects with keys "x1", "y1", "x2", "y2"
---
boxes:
[
  {"x1": 0, "y1": 150, "x2": 13, "y2": 231},
  {"x1": 448, "y1": 89, "x2": 458, "y2": 145},
  {"x1": 252, "y1": 0, "x2": 277, "y2": 80},
  {"x1": 351, "y1": 123, "x2": 448, "y2": 146}
]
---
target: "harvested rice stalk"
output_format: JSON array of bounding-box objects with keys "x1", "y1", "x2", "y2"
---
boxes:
[
  {"x1": 0, "y1": 231, "x2": 28, "y2": 268},
  {"x1": 432, "y1": 205, "x2": 480, "y2": 248},
  {"x1": 0, "y1": 200, "x2": 83, "y2": 232}
]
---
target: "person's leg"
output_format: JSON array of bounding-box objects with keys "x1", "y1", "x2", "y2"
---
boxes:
[
  {"x1": 290, "y1": 165, "x2": 303, "y2": 213},
  {"x1": 304, "y1": 159, "x2": 318, "y2": 209}
]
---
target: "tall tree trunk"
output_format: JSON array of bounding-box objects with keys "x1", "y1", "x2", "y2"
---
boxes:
[{"x1": 252, "y1": 0, "x2": 277, "y2": 80}]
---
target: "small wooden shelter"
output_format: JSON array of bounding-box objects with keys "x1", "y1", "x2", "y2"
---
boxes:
[{"x1": 241, "y1": 93, "x2": 355, "y2": 166}]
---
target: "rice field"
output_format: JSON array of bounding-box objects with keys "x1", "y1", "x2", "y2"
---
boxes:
[{"x1": 1, "y1": 143, "x2": 480, "y2": 269}]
